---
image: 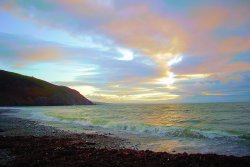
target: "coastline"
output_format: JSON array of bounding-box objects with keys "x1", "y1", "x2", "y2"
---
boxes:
[{"x1": 1, "y1": 109, "x2": 250, "y2": 167}]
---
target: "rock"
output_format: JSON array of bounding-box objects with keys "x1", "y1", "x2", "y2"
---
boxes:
[{"x1": 86, "y1": 142, "x2": 96, "y2": 145}]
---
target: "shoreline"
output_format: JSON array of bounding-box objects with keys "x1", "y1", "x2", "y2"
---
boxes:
[
  {"x1": 0, "y1": 111, "x2": 131, "y2": 149},
  {"x1": 1, "y1": 109, "x2": 250, "y2": 167}
]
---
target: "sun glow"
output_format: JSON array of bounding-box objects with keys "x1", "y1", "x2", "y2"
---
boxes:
[
  {"x1": 157, "y1": 72, "x2": 176, "y2": 87},
  {"x1": 155, "y1": 54, "x2": 183, "y2": 87},
  {"x1": 69, "y1": 85, "x2": 98, "y2": 96},
  {"x1": 168, "y1": 55, "x2": 183, "y2": 66},
  {"x1": 179, "y1": 73, "x2": 211, "y2": 80}
]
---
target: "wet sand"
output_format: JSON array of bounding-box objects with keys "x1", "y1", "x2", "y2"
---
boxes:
[{"x1": 1, "y1": 109, "x2": 250, "y2": 167}]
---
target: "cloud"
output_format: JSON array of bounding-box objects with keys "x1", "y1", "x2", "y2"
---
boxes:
[
  {"x1": 0, "y1": 1, "x2": 188, "y2": 77},
  {"x1": 200, "y1": 92, "x2": 226, "y2": 96},
  {"x1": 102, "y1": 6, "x2": 188, "y2": 76},
  {"x1": 0, "y1": 33, "x2": 66, "y2": 68},
  {"x1": 1, "y1": 0, "x2": 250, "y2": 102},
  {"x1": 1, "y1": 33, "x2": 169, "y2": 102},
  {"x1": 216, "y1": 37, "x2": 250, "y2": 55},
  {"x1": 116, "y1": 47, "x2": 134, "y2": 61},
  {"x1": 190, "y1": 5, "x2": 250, "y2": 32}
]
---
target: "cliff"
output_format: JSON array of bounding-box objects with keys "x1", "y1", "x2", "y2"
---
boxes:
[{"x1": 0, "y1": 70, "x2": 93, "y2": 106}]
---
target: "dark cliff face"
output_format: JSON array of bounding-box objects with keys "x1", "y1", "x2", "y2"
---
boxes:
[{"x1": 0, "y1": 70, "x2": 93, "y2": 106}]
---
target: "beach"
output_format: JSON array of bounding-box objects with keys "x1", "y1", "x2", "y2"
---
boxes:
[
  {"x1": 1, "y1": 109, "x2": 250, "y2": 167},
  {"x1": 2, "y1": 103, "x2": 249, "y2": 156}
]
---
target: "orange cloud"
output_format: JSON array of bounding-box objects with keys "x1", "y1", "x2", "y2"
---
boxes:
[
  {"x1": 191, "y1": 5, "x2": 250, "y2": 32},
  {"x1": 24, "y1": 48, "x2": 62, "y2": 61},
  {"x1": 185, "y1": 5, "x2": 250, "y2": 57},
  {"x1": 103, "y1": 6, "x2": 189, "y2": 83},
  {"x1": 191, "y1": 7, "x2": 229, "y2": 32},
  {"x1": 201, "y1": 92, "x2": 225, "y2": 96},
  {"x1": 217, "y1": 37, "x2": 250, "y2": 55},
  {"x1": 14, "y1": 48, "x2": 63, "y2": 69},
  {"x1": 104, "y1": 13, "x2": 188, "y2": 57},
  {"x1": 176, "y1": 59, "x2": 250, "y2": 75}
]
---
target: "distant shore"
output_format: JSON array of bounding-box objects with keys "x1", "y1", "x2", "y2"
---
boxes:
[{"x1": 1, "y1": 109, "x2": 250, "y2": 167}]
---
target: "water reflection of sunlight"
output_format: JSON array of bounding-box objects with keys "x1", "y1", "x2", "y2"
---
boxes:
[
  {"x1": 139, "y1": 138, "x2": 193, "y2": 153},
  {"x1": 143, "y1": 104, "x2": 191, "y2": 127}
]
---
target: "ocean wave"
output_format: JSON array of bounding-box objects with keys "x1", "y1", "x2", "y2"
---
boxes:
[
  {"x1": 61, "y1": 118, "x2": 241, "y2": 140},
  {"x1": 103, "y1": 123, "x2": 239, "y2": 140},
  {"x1": 240, "y1": 134, "x2": 250, "y2": 140},
  {"x1": 39, "y1": 111, "x2": 248, "y2": 141},
  {"x1": 41, "y1": 117, "x2": 243, "y2": 141}
]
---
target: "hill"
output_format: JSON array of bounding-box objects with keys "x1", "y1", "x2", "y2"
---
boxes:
[{"x1": 0, "y1": 70, "x2": 93, "y2": 106}]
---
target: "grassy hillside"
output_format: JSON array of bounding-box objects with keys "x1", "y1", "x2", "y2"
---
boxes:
[{"x1": 0, "y1": 70, "x2": 93, "y2": 106}]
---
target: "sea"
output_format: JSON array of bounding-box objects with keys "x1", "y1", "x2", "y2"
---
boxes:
[{"x1": 2, "y1": 102, "x2": 250, "y2": 156}]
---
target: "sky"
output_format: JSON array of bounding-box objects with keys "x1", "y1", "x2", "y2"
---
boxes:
[{"x1": 0, "y1": 0, "x2": 250, "y2": 103}]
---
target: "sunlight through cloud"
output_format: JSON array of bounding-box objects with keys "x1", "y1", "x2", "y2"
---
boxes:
[
  {"x1": 168, "y1": 55, "x2": 183, "y2": 66},
  {"x1": 157, "y1": 72, "x2": 176, "y2": 87}
]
